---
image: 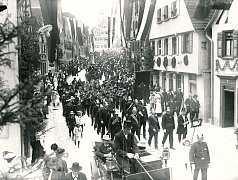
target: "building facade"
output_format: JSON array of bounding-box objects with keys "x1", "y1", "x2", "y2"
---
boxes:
[
  {"x1": 149, "y1": 0, "x2": 213, "y2": 121},
  {"x1": 212, "y1": 0, "x2": 238, "y2": 128},
  {"x1": 0, "y1": 0, "x2": 22, "y2": 158}
]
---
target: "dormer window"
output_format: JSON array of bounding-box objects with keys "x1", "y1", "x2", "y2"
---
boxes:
[
  {"x1": 171, "y1": 1, "x2": 178, "y2": 17},
  {"x1": 157, "y1": 9, "x2": 162, "y2": 23},
  {"x1": 164, "y1": 6, "x2": 169, "y2": 20}
]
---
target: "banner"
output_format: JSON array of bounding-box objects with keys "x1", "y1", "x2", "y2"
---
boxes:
[{"x1": 134, "y1": 70, "x2": 151, "y2": 100}]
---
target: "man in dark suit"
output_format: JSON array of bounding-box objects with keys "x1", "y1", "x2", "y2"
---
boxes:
[
  {"x1": 114, "y1": 120, "x2": 141, "y2": 174},
  {"x1": 148, "y1": 108, "x2": 160, "y2": 149},
  {"x1": 189, "y1": 133, "x2": 210, "y2": 180},
  {"x1": 127, "y1": 107, "x2": 140, "y2": 140},
  {"x1": 98, "y1": 102, "x2": 110, "y2": 138},
  {"x1": 65, "y1": 162, "x2": 87, "y2": 180},
  {"x1": 161, "y1": 107, "x2": 176, "y2": 150}
]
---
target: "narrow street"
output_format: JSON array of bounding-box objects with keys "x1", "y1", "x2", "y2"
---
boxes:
[{"x1": 40, "y1": 69, "x2": 238, "y2": 180}]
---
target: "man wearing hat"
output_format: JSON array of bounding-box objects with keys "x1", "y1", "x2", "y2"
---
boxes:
[
  {"x1": 127, "y1": 107, "x2": 140, "y2": 140},
  {"x1": 162, "y1": 107, "x2": 176, "y2": 150},
  {"x1": 189, "y1": 133, "x2": 210, "y2": 180},
  {"x1": 190, "y1": 94, "x2": 200, "y2": 123},
  {"x1": 67, "y1": 111, "x2": 76, "y2": 140},
  {"x1": 65, "y1": 162, "x2": 87, "y2": 180},
  {"x1": 95, "y1": 135, "x2": 115, "y2": 163},
  {"x1": 114, "y1": 120, "x2": 141, "y2": 174},
  {"x1": 108, "y1": 109, "x2": 122, "y2": 140},
  {"x1": 176, "y1": 108, "x2": 189, "y2": 143}
]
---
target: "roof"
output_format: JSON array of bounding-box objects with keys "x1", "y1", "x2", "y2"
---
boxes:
[{"x1": 184, "y1": 0, "x2": 215, "y2": 30}]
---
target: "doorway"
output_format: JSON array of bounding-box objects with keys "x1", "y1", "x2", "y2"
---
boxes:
[{"x1": 224, "y1": 90, "x2": 234, "y2": 127}]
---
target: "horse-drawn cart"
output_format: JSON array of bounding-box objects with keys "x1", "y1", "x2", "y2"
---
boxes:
[{"x1": 91, "y1": 141, "x2": 172, "y2": 180}]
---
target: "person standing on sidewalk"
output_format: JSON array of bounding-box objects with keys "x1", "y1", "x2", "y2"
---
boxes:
[
  {"x1": 189, "y1": 133, "x2": 210, "y2": 180},
  {"x1": 161, "y1": 107, "x2": 176, "y2": 150},
  {"x1": 148, "y1": 108, "x2": 160, "y2": 149}
]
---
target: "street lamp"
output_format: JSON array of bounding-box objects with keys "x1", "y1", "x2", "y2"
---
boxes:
[{"x1": 162, "y1": 147, "x2": 170, "y2": 167}]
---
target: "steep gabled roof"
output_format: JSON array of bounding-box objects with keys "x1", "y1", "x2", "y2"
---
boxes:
[{"x1": 184, "y1": 0, "x2": 215, "y2": 30}]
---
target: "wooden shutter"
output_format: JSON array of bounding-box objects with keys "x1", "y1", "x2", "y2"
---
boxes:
[
  {"x1": 189, "y1": 33, "x2": 193, "y2": 53},
  {"x1": 217, "y1": 32, "x2": 223, "y2": 57},
  {"x1": 181, "y1": 34, "x2": 184, "y2": 53},
  {"x1": 168, "y1": 37, "x2": 172, "y2": 55},
  {"x1": 161, "y1": 39, "x2": 164, "y2": 55},
  {"x1": 233, "y1": 30, "x2": 238, "y2": 58},
  {"x1": 176, "y1": 36, "x2": 179, "y2": 55}
]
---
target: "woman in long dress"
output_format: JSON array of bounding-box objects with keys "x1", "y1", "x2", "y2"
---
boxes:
[
  {"x1": 47, "y1": 147, "x2": 68, "y2": 180},
  {"x1": 154, "y1": 91, "x2": 163, "y2": 117}
]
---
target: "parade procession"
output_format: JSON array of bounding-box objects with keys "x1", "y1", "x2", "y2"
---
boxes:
[{"x1": 1, "y1": 0, "x2": 238, "y2": 180}]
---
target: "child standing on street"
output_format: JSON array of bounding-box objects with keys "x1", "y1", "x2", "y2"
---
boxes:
[
  {"x1": 182, "y1": 139, "x2": 192, "y2": 171},
  {"x1": 73, "y1": 124, "x2": 82, "y2": 148}
]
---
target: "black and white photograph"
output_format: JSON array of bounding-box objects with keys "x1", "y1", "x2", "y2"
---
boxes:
[{"x1": 0, "y1": 0, "x2": 237, "y2": 179}]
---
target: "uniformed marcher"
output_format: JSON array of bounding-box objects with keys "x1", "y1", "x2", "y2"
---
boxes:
[
  {"x1": 189, "y1": 133, "x2": 210, "y2": 180},
  {"x1": 161, "y1": 107, "x2": 176, "y2": 150}
]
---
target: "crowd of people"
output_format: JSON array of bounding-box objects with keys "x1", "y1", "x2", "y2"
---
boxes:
[{"x1": 0, "y1": 50, "x2": 209, "y2": 179}]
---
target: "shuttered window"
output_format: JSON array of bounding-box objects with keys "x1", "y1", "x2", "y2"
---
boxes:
[
  {"x1": 217, "y1": 30, "x2": 238, "y2": 58},
  {"x1": 181, "y1": 32, "x2": 193, "y2": 53},
  {"x1": 172, "y1": 37, "x2": 177, "y2": 55}
]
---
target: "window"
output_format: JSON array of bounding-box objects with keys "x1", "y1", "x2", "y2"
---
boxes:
[
  {"x1": 164, "y1": 38, "x2": 168, "y2": 55},
  {"x1": 157, "y1": 39, "x2": 162, "y2": 55},
  {"x1": 164, "y1": 6, "x2": 169, "y2": 20},
  {"x1": 172, "y1": 37, "x2": 177, "y2": 55},
  {"x1": 171, "y1": 1, "x2": 178, "y2": 17},
  {"x1": 157, "y1": 9, "x2": 162, "y2": 23},
  {"x1": 217, "y1": 30, "x2": 238, "y2": 58},
  {"x1": 176, "y1": 74, "x2": 182, "y2": 89},
  {"x1": 169, "y1": 74, "x2": 173, "y2": 91},
  {"x1": 162, "y1": 72, "x2": 166, "y2": 90},
  {"x1": 151, "y1": 41, "x2": 155, "y2": 55},
  {"x1": 225, "y1": 31, "x2": 233, "y2": 56},
  {"x1": 181, "y1": 32, "x2": 193, "y2": 53},
  {"x1": 189, "y1": 74, "x2": 197, "y2": 94}
]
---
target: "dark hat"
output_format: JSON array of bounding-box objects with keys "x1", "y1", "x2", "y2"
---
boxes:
[
  {"x1": 56, "y1": 147, "x2": 65, "y2": 155},
  {"x1": 123, "y1": 120, "x2": 132, "y2": 129},
  {"x1": 193, "y1": 94, "x2": 198, "y2": 98},
  {"x1": 70, "y1": 162, "x2": 82, "y2": 172}
]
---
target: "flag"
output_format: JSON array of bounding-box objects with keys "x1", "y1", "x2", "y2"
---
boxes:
[
  {"x1": 69, "y1": 18, "x2": 75, "y2": 41},
  {"x1": 112, "y1": 17, "x2": 116, "y2": 44},
  {"x1": 108, "y1": 17, "x2": 111, "y2": 48},
  {"x1": 136, "y1": 0, "x2": 156, "y2": 41},
  {"x1": 77, "y1": 26, "x2": 83, "y2": 46},
  {"x1": 39, "y1": 0, "x2": 60, "y2": 63},
  {"x1": 134, "y1": 70, "x2": 151, "y2": 100}
]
